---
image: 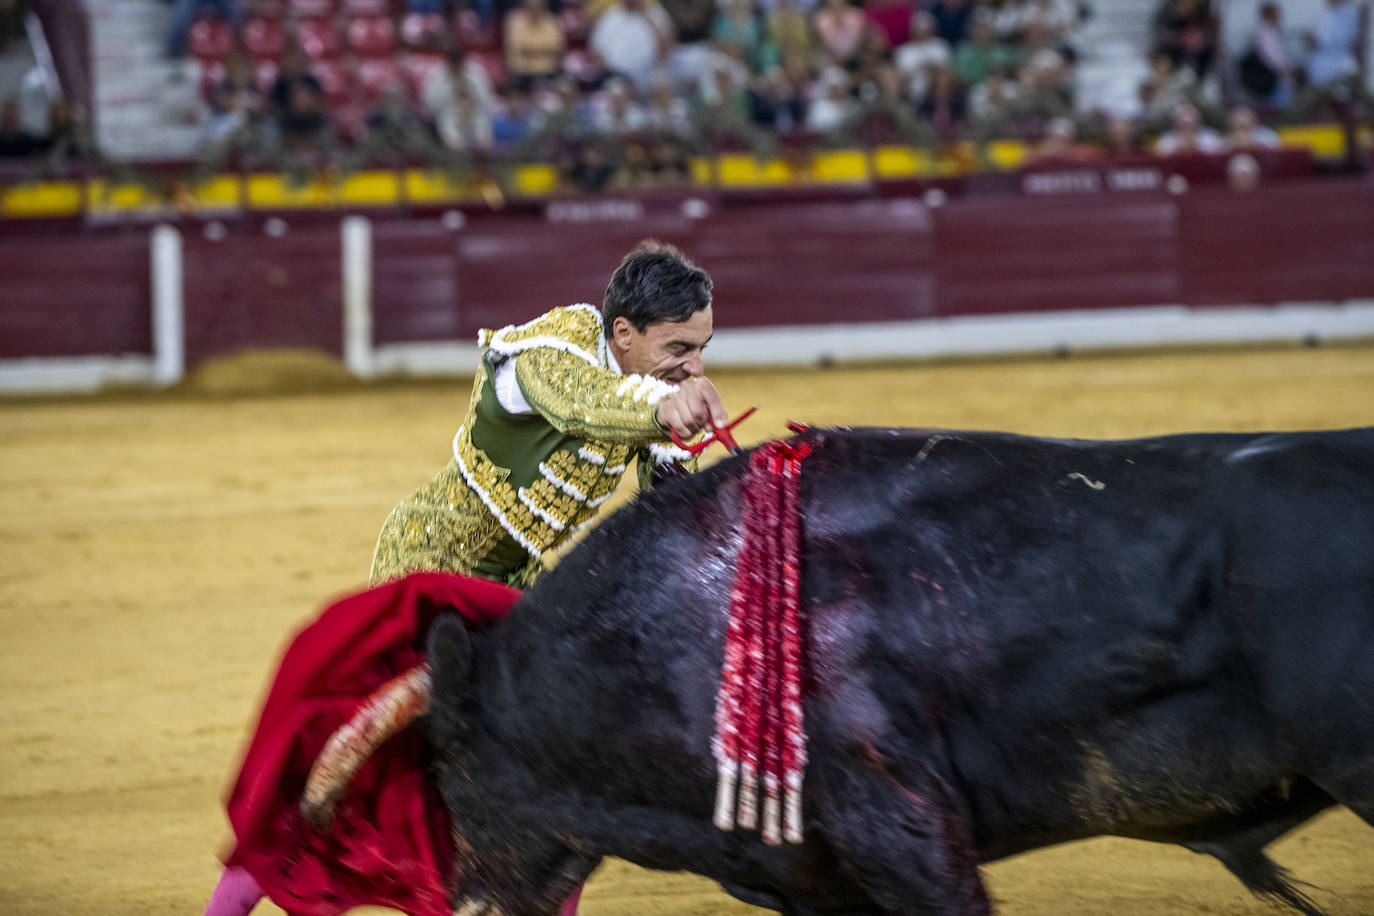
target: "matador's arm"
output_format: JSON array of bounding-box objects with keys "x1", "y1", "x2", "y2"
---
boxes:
[{"x1": 514, "y1": 346, "x2": 680, "y2": 442}]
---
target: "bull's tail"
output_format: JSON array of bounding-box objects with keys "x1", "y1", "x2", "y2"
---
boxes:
[{"x1": 300, "y1": 664, "x2": 432, "y2": 828}]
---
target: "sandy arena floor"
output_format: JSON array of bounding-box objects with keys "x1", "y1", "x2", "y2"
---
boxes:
[{"x1": 1, "y1": 343, "x2": 1372, "y2": 916}]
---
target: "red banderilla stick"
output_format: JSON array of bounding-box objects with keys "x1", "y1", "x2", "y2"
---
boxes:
[{"x1": 670, "y1": 405, "x2": 759, "y2": 457}]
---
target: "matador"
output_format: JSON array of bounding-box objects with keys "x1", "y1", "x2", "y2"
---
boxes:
[{"x1": 202, "y1": 240, "x2": 730, "y2": 916}]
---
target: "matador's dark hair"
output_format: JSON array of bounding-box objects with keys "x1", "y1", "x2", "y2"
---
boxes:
[{"x1": 602, "y1": 240, "x2": 713, "y2": 337}]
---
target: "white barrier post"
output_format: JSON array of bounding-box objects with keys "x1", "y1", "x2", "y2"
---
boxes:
[
  {"x1": 150, "y1": 223, "x2": 184, "y2": 386},
  {"x1": 342, "y1": 215, "x2": 374, "y2": 378}
]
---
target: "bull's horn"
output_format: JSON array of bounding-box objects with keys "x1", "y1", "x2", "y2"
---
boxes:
[{"x1": 301, "y1": 663, "x2": 432, "y2": 827}]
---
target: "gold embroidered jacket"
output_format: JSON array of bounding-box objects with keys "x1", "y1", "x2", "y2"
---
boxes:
[{"x1": 370, "y1": 304, "x2": 695, "y2": 587}]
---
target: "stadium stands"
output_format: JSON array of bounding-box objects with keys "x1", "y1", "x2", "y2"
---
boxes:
[
  {"x1": 150, "y1": 0, "x2": 1366, "y2": 180},
  {"x1": 3, "y1": 0, "x2": 1369, "y2": 194}
]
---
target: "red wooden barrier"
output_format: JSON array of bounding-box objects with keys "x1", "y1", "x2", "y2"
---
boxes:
[
  {"x1": 934, "y1": 195, "x2": 1180, "y2": 316},
  {"x1": 1178, "y1": 182, "x2": 1374, "y2": 306},
  {"x1": 2, "y1": 174, "x2": 1371, "y2": 370},
  {"x1": 0, "y1": 233, "x2": 149, "y2": 359},
  {"x1": 371, "y1": 221, "x2": 462, "y2": 345},
  {"x1": 181, "y1": 230, "x2": 342, "y2": 367}
]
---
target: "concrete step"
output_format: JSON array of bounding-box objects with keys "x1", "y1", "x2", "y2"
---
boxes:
[
  {"x1": 90, "y1": 0, "x2": 207, "y2": 159},
  {"x1": 1068, "y1": 0, "x2": 1158, "y2": 113}
]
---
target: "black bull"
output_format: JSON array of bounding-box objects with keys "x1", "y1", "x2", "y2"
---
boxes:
[{"x1": 421, "y1": 426, "x2": 1374, "y2": 916}]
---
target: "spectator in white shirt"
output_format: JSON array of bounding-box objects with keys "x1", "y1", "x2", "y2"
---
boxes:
[
  {"x1": 1304, "y1": 0, "x2": 1361, "y2": 87},
  {"x1": 806, "y1": 65, "x2": 855, "y2": 132},
  {"x1": 423, "y1": 47, "x2": 496, "y2": 151},
  {"x1": 1225, "y1": 105, "x2": 1280, "y2": 149},
  {"x1": 968, "y1": 64, "x2": 1019, "y2": 122},
  {"x1": 893, "y1": 10, "x2": 951, "y2": 100},
  {"x1": 1155, "y1": 102, "x2": 1224, "y2": 155},
  {"x1": 590, "y1": 0, "x2": 674, "y2": 88},
  {"x1": 1017, "y1": 0, "x2": 1074, "y2": 43}
]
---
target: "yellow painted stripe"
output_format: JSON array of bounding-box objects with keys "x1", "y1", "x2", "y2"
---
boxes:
[
  {"x1": 986, "y1": 140, "x2": 1028, "y2": 170},
  {"x1": 1277, "y1": 124, "x2": 1346, "y2": 159},
  {"x1": 247, "y1": 173, "x2": 334, "y2": 207},
  {"x1": 337, "y1": 170, "x2": 401, "y2": 205},
  {"x1": 689, "y1": 157, "x2": 713, "y2": 185},
  {"x1": 717, "y1": 154, "x2": 792, "y2": 187},
  {"x1": 872, "y1": 145, "x2": 923, "y2": 178},
  {"x1": 810, "y1": 149, "x2": 870, "y2": 184},
  {"x1": 1, "y1": 180, "x2": 83, "y2": 217},
  {"x1": 87, "y1": 179, "x2": 176, "y2": 215},
  {"x1": 0, "y1": 123, "x2": 1362, "y2": 221},
  {"x1": 404, "y1": 168, "x2": 471, "y2": 203},
  {"x1": 934, "y1": 153, "x2": 969, "y2": 176},
  {"x1": 512, "y1": 164, "x2": 559, "y2": 196},
  {"x1": 189, "y1": 174, "x2": 242, "y2": 209}
]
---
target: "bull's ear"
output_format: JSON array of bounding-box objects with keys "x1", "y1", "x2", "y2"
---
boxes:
[{"x1": 427, "y1": 613, "x2": 475, "y2": 704}]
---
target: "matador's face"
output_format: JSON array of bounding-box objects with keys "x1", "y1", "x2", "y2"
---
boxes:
[{"x1": 613, "y1": 307, "x2": 713, "y2": 384}]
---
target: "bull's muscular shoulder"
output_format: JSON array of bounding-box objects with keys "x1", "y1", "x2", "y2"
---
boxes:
[{"x1": 480, "y1": 304, "x2": 606, "y2": 366}]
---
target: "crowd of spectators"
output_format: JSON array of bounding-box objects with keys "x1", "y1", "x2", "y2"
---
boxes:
[
  {"x1": 1235, "y1": 0, "x2": 1367, "y2": 112},
  {"x1": 2, "y1": 0, "x2": 1370, "y2": 190},
  {"x1": 172, "y1": 0, "x2": 1098, "y2": 186}
]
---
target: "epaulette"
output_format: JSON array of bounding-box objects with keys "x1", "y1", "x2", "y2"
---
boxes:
[{"x1": 480, "y1": 303, "x2": 607, "y2": 368}]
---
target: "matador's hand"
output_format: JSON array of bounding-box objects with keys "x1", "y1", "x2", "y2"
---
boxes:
[{"x1": 656, "y1": 376, "x2": 728, "y2": 440}]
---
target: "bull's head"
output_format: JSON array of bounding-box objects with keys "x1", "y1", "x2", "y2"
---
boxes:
[{"x1": 426, "y1": 615, "x2": 599, "y2": 916}]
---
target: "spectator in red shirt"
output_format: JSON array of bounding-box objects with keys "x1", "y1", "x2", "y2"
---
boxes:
[{"x1": 865, "y1": 0, "x2": 915, "y2": 51}]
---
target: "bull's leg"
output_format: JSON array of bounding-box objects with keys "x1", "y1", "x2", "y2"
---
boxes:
[
  {"x1": 1190, "y1": 842, "x2": 1326, "y2": 916},
  {"x1": 1178, "y1": 780, "x2": 1336, "y2": 916},
  {"x1": 814, "y1": 745, "x2": 991, "y2": 916},
  {"x1": 1295, "y1": 649, "x2": 1374, "y2": 827},
  {"x1": 1277, "y1": 649, "x2": 1374, "y2": 832},
  {"x1": 1123, "y1": 777, "x2": 1334, "y2": 915}
]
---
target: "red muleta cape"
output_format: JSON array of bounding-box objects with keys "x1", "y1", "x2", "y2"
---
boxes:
[{"x1": 224, "y1": 572, "x2": 522, "y2": 916}]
